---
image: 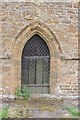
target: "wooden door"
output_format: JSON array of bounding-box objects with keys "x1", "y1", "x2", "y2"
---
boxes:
[{"x1": 21, "y1": 34, "x2": 50, "y2": 94}]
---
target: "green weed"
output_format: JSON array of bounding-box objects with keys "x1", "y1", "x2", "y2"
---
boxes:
[
  {"x1": 15, "y1": 86, "x2": 30, "y2": 100},
  {"x1": 66, "y1": 106, "x2": 80, "y2": 117},
  {"x1": 0, "y1": 106, "x2": 9, "y2": 119}
]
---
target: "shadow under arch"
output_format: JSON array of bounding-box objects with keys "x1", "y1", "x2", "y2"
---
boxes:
[{"x1": 11, "y1": 21, "x2": 62, "y2": 94}]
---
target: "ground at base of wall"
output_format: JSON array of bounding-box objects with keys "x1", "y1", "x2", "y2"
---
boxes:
[
  {"x1": 0, "y1": 94, "x2": 79, "y2": 100},
  {"x1": 0, "y1": 96, "x2": 79, "y2": 118}
]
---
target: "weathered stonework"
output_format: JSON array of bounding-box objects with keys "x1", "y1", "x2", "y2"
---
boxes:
[{"x1": 0, "y1": 1, "x2": 78, "y2": 97}]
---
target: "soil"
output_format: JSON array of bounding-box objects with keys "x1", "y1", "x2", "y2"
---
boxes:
[{"x1": 0, "y1": 96, "x2": 79, "y2": 118}]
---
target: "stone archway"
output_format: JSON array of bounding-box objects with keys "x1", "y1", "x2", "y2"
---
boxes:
[{"x1": 11, "y1": 21, "x2": 62, "y2": 94}]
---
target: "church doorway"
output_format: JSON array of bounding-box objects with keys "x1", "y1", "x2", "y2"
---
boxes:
[{"x1": 21, "y1": 34, "x2": 50, "y2": 94}]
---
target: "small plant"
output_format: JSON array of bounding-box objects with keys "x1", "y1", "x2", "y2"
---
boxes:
[
  {"x1": 66, "y1": 106, "x2": 80, "y2": 117},
  {"x1": 0, "y1": 106, "x2": 9, "y2": 119},
  {"x1": 15, "y1": 86, "x2": 30, "y2": 100}
]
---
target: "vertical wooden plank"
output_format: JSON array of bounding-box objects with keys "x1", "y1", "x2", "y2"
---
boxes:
[
  {"x1": 29, "y1": 59, "x2": 35, "y2": 84},
  {"x1": 36, "y1": 59, "x2": 43, "y2": 84},
  {"x1": 42, "y1": 87, "x2": 49, "y2": 94},
  {"x1": 36, "y1": 87, "x2": 42, "y2": 94},
  {"x1": 43, "y1": 58, "x2": 50, "y2": 84},
  {"x1": 29, "y1": 87, "x2": 36, "y2": 94}
]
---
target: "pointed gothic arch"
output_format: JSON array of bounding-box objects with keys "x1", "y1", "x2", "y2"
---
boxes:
[{"x1": 11, "y1": 21, "x2": 62, "y2": 94}]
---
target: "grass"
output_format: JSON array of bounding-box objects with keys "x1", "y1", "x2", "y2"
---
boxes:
[
  {"x1": 66, "y1": 106, "x2": 80, "y2": 117},
  {"x1": 0, "y1": 106, "x2": 9, "y2": 119}
]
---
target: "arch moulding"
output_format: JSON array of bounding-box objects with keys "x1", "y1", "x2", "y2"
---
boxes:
[{"x1": 11, "y1": 21, "x2": 62, "y2": 94}]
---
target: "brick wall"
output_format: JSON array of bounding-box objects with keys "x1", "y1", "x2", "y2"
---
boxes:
[{"x1": 0, "y1": 1, "x2": 79, "y2": 97}]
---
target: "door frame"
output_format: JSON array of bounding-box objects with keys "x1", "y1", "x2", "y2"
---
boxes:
[{"x1": 11, "y1": 21, "x2": 62, "y2": 94}]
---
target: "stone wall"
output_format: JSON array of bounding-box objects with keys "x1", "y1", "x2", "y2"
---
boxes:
[{"x1": 0, "y1": 1, "x2": 78, "y2": 97}]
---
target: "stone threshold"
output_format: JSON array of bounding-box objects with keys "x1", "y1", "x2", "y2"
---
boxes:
[{"x1": 0, "y1": 94, "x2": 79, "y2": 100}]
